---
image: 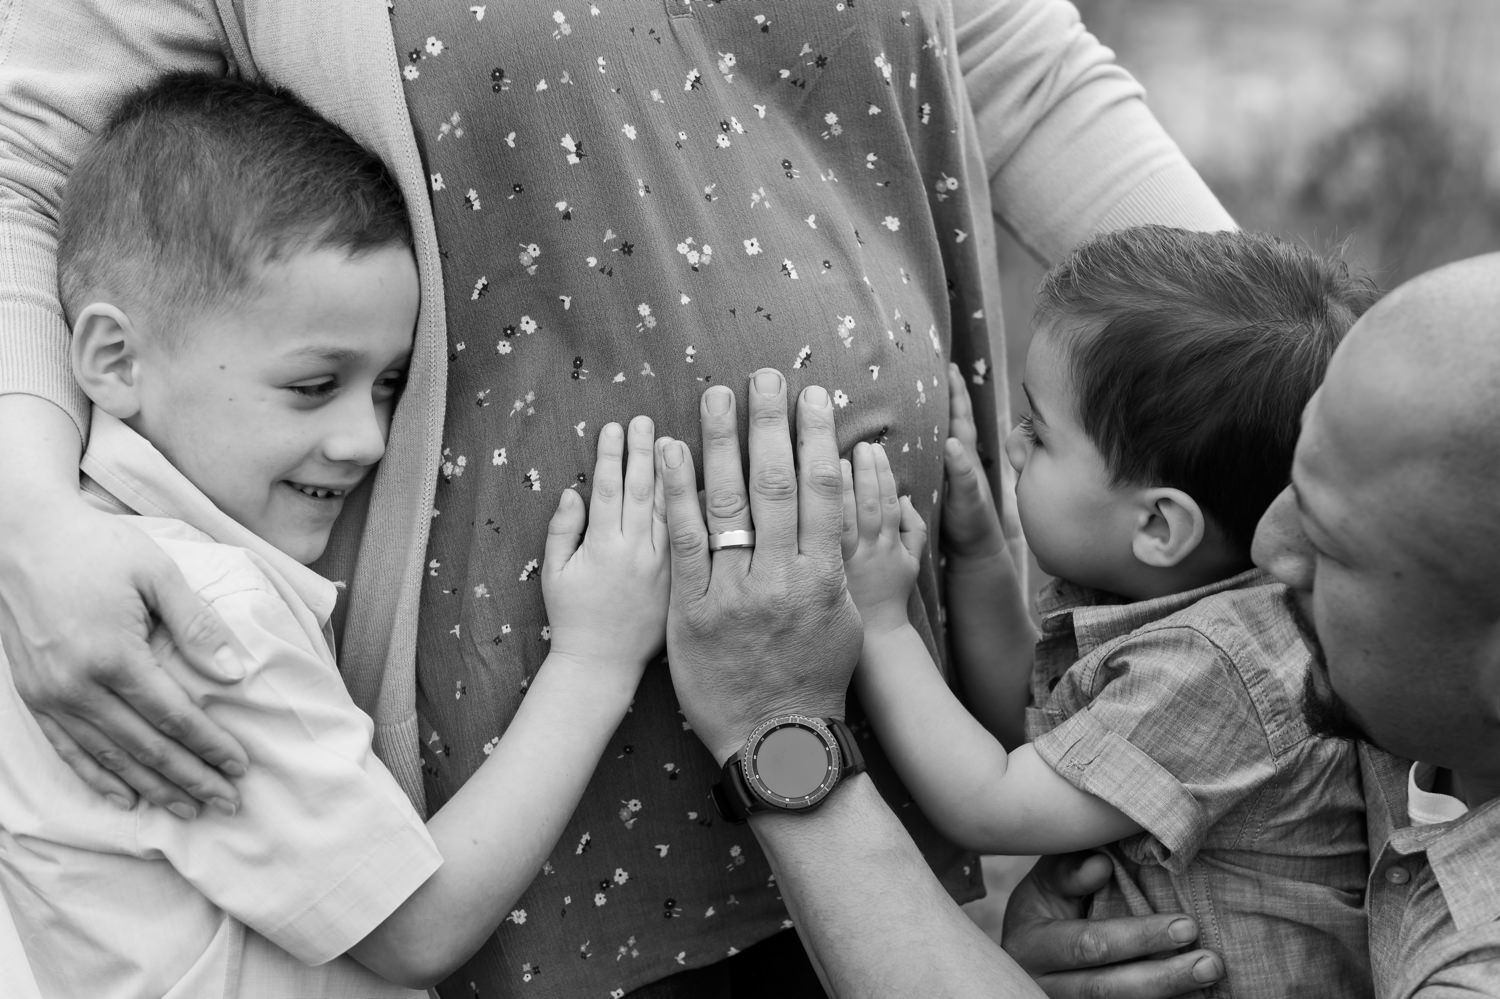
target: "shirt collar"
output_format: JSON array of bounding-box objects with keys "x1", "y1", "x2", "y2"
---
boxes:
[
  {"x1": 1369, "y1": 748, "x2": 1500, "y2": 931},
  {"x1": 79, "y1": 410, "x2": 338, "y2": 626},
  {"x1": 1037, "y1": 568, "x2": 1271, "y2": 659}
]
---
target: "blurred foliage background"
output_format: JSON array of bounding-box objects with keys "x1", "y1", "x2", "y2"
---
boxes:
[
  {"x1": 971, "y1": 0, "x2": 1500, "y2": 937},
  {"x1": 999, "y1": 0, "x2": 1500, "y2": 419}
]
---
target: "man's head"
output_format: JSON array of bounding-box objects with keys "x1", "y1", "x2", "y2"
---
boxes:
[
  {"x1": 1006, "y1": 226, "x2": 1376, "y2": 599},
  {"x1": 1253, "y1": 252, "x2": 1500, "y2": 800},
  {"x1": 61, "y1": 73, "x2": 419, "y2": 564}
]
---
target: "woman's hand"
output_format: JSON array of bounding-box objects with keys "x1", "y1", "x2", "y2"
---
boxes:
[
  {"x1": 542, "y1": 416, "x2": 669, "y2": 684},
  {"x1": 0, "y1": 493, "x2": 249, "y2": 817}
]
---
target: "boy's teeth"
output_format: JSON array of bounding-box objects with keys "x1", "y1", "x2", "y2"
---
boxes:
[{"x1": 293, "y1": 484, "x2": 342, "y2": 499}]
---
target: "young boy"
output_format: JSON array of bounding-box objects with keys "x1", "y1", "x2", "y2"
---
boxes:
[
  {"x1": 843, "y1": 226, "x2": 1380, "y2": 998},
  {"x1": 0, "y1": 75, "x2": 669, "y2": 997}
]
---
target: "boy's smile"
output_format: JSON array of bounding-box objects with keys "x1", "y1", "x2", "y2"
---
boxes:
[{"x1": 126, "y1": 245, "x2": 419, "y2": 563}]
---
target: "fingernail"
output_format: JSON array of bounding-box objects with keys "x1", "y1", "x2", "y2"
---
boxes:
[
  {"x1": 1192, "y1": 956, "x2": 1222, "y2": 983},
  {"x1": 753, "y1": 369, "x2": 782, "y2": 396},
  {"x1": 662, "y1": 441, "x2": 685, "y2": 468},
  {"x1": 704, "y1": 386, "x2": 731, "y2": 415},
  {"x1": 220, "y1": 760, "x2": 247, "y2": 778},
  {"x1": 106, "y1": 794, "x2": 133, "y2": 811},
  {"x1": 210, "y1": 797, "x2": 238, "y2": 817},
  {"x1": 167, "y1": 802, "x2": 198, "y2": 821},
  {"x1": 803, "y1": 385, "x2": 829, "y2": 408},
  {"x1": 213, "y1": 647, "x2": 246, "y2": 680},
  {"x1": 1168, "y1": 918, "x2": 1196, "y2": 945}
]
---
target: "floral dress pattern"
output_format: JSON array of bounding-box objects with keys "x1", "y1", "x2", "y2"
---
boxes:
[{"x1": 391, "y1": 2, "x2": 998, "y2": 995}]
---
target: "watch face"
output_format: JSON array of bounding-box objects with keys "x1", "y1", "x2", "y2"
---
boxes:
[{"x1": 742, "y1": 716, "x2": 841, "y2": 810}]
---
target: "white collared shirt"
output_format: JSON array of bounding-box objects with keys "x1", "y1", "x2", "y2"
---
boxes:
[{"x1": 0, "y1": 412, "x2": 440, "y2": 998}]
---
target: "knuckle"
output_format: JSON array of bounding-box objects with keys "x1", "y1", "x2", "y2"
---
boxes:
[
  {"x1": 750, "y1": 404, "x2": 788, "y2": 429},
  {"x1": 154, "y1": 710, "x2": 193, "y2": 742},
  {"x1": 94, "y1": 747, "x2": 129, "y2": 773},
  {"x1": 704, "y1": 487, "x2": 749, "y2": 519},
  {"x1": 750, "y1": 465, "x2": 798, "y2": 503},
  {"x1": 1072, "y1": 928, "x2": 1111, "y2": 968},
  {"x1": 175, "y1": 606, "x2": 226, "y2": 651},
  {"x1": 592, "y1": 476, "x2": 622, "y2": 501},
  {"x1": 133, "y1": 740, "x2": 171, "y2": 771},
  {"x1": 802, "y1": 457, "x2": 844, "y2": 497}
]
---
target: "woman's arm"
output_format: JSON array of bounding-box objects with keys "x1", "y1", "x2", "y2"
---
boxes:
[
  {"x1": 953, "y1": 0, "x2": 1234, "y2": 262},
  {"x1": 0, "y1": 0, "x2": 246, "y2": 812},
  {"x1": 0, "y1": 396, "x2": 248, "y2": 814}
]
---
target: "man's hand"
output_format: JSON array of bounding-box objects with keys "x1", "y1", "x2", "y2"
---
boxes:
[
  {"x1": 657, "y1": 369, "x2": 863, "y2": 764},
  {"x1": 1003, "y1": 852, "x2": 1225, "y2": 998},
  {"x1": 0, "y1": 496, "x2": 249, "y2": 817}
]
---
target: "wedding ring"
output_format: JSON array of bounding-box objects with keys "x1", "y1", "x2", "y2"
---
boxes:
[{"x1": 707, "y1": 529, "x2": 757, "y2": 552}]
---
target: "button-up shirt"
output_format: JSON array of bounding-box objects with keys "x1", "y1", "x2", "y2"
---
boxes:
[
  {"x1": 0, "y1": 413, "x2": 440, "y2": 999},
  {"x1": 1361, "y1": 747, "x2": 1500, "y2": 997},
  {"x1": 1026, "y1": 569, "x2": 1371, "y2": 998}
]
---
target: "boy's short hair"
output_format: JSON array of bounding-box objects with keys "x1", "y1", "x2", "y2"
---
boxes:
[
  {"x1": 1036, "y1": 225, "x2": 1380, "y2": 553},
  {"x1": 58, "y1": 72, "x2": 411, "y2": 339}
]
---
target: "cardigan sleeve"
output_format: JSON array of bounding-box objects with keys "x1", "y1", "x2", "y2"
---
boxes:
[
  {"x1": 953, "y1": 0, "x2": 1235, "y2": 264},
  {"x1": 0, "y1": 0, "x2": 233, "y2": 439}
]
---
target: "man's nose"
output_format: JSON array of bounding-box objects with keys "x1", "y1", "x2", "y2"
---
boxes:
[{"x1": 1251, "y1": 487, "x2": 1315, "y2": 591}]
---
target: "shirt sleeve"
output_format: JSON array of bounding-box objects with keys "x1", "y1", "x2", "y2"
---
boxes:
[
  {"x1": 1029, "y1": 625, "x2": 1276, "y2": 872},
  {"x1": 952, "y1": 0, "x2": 1235, "y2": 264},
  {"x1": 132, "y1": 553, "x2": 441, "y2": 968},
  {"x1": 0, "y1": 0, "x2": 231, "y2": 433}
]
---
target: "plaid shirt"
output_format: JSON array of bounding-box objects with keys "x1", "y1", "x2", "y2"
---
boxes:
[
  {"x1": 1026, "y1": 570, "x2": 1371, "y2": 999},
  {"x1": 1361, "y1": 748, "x2": 1500, "y2": 997}
]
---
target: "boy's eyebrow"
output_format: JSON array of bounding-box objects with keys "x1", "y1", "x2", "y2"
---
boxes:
[
  {"x1": 1021, "y1": 383, "x2": 1047, "y2": 425},
  {"x1": 281, "y1": 345, "x2": 412, "y2": 368},
  {"x1": 281, "y1": 345, "x2": 366, "y2": 365}
]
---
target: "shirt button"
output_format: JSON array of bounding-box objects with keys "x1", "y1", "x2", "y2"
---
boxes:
[{"x1": 1385, "y1": 865, "x2": 1411, "y2": 885}]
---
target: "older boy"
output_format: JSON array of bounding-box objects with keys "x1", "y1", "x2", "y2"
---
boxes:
[
  {"x1": 842, "y1": 227, "x2": 1379, "y2": 997},
  {"x1": 0, "y1": 74, "x2": 668, "y2": 997}
]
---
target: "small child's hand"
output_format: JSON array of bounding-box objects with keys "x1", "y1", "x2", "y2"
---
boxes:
[
  {"x1": 542, "y1": 417, "x2": 669, "y2": 685},
  {"x1": 943, "y1": 363, "x2": 1008, "y2": 566},
  {"x1": 841, "y1": 442, "x2": 927, "y2": 637}
]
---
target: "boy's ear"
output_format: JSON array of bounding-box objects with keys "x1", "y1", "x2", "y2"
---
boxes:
[
  {"x1": 1130, "y1": 486, "x2": 1206, "y2": 569},
  {"x1": 70, "y1": 302, "x2": 145, "y2": 420}
]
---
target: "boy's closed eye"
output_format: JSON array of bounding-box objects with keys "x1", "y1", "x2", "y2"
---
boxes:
[{"x1": 1016, "y1": 412, "x2": 1040, "y2": 445}]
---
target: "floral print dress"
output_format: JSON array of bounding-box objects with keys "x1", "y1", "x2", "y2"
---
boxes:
[{"x1": 391, "y1": 2, "x2": 998, "y2": 995}]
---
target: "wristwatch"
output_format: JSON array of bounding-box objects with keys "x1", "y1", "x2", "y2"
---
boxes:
[{"x1": 711, "y1": 714, "x2": 866, "y2": 822}]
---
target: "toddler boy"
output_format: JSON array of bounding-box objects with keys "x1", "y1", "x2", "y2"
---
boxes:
[
  {"x1": 843, "y1": 226, "x2": 1379, "y2": 998},
  {"x1": 0, "y1": 73, "x2": 668, "y2": 997}
]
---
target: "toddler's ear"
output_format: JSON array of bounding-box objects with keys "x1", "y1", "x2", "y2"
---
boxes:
[
  {"x1": 70, "y1": 303, "x2": 144, "y2": 419},
  {"x1": 1130, "y1": 487, "x2": 1205, "y2": 569}
]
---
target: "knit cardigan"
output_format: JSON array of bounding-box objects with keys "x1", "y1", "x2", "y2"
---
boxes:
[{"x1": 0, "y1": 0, "x2": 1233, "y2": 812}]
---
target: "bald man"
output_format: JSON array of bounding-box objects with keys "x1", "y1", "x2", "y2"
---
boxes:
[{"x1": 1250, "y1": 251, "x2": 1500, "y2": 996}]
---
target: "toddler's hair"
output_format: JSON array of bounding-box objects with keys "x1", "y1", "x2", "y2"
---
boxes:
[
  {"x1": 58, "y1": 72, "x2": 411, "y2": 340},
  {"x1": 1035, "y1": 225, "x2": 1380, "y2": 553}
]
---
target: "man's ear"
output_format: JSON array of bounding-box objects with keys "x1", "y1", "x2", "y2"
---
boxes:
[
  {"x1": 1130, "y1": 487, "x2": 1206, "y2": 569},
  {"x1": 70, "y1": 302, "x2": 145, "y2": 419}
]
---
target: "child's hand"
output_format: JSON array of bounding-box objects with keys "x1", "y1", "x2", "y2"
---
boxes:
[
  {"x1": 543, "y1": 417, "x2": 669, "y2": 682},
  {"x1": 943, "y1": 363, "x2": 1008, "y2": 566},
  {"x1": 841, "y1": 442, "x2": 927, "y2": 637}
]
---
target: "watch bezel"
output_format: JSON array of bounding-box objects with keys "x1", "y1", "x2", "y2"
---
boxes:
[{"x1": 738, "y1": 714, "x2": 842, "y2": 812}]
